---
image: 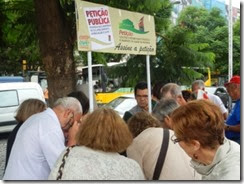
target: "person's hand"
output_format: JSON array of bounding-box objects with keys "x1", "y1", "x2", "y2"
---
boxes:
[{"x1": 66, "y1": 120, "x2": 81, "y2": 146}]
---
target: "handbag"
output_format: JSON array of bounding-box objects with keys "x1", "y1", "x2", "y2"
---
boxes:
[
  {"x1": 152, "y1": 128, "x2": 169, "y2": 180},
  {"x1": 56, "y1": 145, "x2": 76, "y2": 180}
]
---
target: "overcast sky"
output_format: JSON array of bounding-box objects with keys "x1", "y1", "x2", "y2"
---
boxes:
[{"x1": 225, "y1": 0, "x2": 240, "y2": 8}]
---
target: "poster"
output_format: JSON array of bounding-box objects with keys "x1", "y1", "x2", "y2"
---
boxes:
[{"x1": 75, "y1": 0, "x2": 156, "y2": 55}]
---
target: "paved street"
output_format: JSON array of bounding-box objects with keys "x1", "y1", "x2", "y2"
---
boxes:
[{"x1": 0, "y1": 133, "x2": 8, "y2": 179}]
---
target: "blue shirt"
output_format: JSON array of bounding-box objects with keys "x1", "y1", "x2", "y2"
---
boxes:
[{"x1": 225, "y1": 99, "x2": 240, "y2": 140}]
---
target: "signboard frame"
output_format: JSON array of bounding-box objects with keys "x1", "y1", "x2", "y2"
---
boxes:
[{"x1": 75, "y1": 0, "x2": 156, "y2": 112}]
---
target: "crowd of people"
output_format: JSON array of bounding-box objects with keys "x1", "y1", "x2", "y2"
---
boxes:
[{"x1": 3, "y1": 75, "x2": 240, "y2": 180}]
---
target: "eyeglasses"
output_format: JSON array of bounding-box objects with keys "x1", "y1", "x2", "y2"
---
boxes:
[
  {"x1": 136, "y1": 95, "x2": 148, "y2": 98},
  {"x1": 170, "y1": 134, "x2": 182, "y2": 144}
]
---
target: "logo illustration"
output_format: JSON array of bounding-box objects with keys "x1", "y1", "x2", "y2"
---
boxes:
[{"x1": 119, "y1": 17, "x2": 149, "y2": 34}]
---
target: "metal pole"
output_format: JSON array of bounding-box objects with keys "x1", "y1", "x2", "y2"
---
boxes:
[
  {"x1": 228, "y1": 0, "x2": 233, "y2": 81},
  {"x1": 146, "y1": 55, "x2": 152, "y2": 113},
  {"x1": 88, "y1": 51, "x2": 94, "y2": 112}
]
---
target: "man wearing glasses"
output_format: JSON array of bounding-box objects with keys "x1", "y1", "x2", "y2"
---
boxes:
[
  {"x1": 4, "y1": 97, "x2": 83, "y2": 180},
  {"x1": 123, "y1": 81, "x2": 154, "y2": 122}
]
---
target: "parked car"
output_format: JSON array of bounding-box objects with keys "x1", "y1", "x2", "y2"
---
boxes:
[
  {"x1": 95, "y1": 87, "x2": 133, "y2": 105},
  {"x1": 0, "y1": 76, "x2": 24, "y2": 83},
  {"x1": 105, "y1": 94, "x2": 137, "y2": 117},
  {"x1": 205, "y1": 86, "x2": 232, "y2": 112},
  {"x1": 0, "y1": 82, "x2": 45, "y2": 133},
  {"x1": 204, "y1": 86, "x2": 218, "y2": 95}
]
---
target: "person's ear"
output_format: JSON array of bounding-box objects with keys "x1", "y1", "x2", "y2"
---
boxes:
[
  {"x1": 64, "y1": 109, "x2": 72, "y2": 118},
  {"x1": 164, "y1": 116, "x2": 172, "y2": 129},
  {"x1": 191, "y1": 140, "x2": 201, "y2": 151},
  {"x1": 177, "y1": 95, "x2": 186, "y2": 105}
]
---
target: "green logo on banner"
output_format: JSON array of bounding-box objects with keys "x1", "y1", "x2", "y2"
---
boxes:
[{"x1": 119, "y1": 17, "x2": 149, "y2": 34}]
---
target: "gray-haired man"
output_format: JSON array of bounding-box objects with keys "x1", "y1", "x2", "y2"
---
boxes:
[
  {"x1": 160, "y1": 83, "x2": 186, "y2": 106},
  {"x1": 4, "y1": 97, "x2": 82, "y2": 180},
  {"x1": 192, "y1": 80, "x2": 228, "y2": 119}
]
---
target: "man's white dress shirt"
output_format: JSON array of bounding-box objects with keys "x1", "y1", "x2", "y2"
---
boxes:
[{"x1": 3, "y1": 108, "x2": 65, "y2": 180}]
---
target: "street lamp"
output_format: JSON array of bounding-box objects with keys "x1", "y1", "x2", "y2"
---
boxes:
[{"x1": 228, "y1": 0, "x2": 233, "y2": 80}]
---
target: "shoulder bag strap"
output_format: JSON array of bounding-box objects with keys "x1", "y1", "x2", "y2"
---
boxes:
[
  {"x1": 56, "y1": 145, "x2": 76, "y2": 180},
  {"x1": 152, "y1": 128, "x2": 170, "y2": 180}
]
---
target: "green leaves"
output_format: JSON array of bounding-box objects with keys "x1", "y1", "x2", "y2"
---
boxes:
[
  {"x1": 0, "y1": 0, "x2": 40, "y2": 75},
  {"x1": 177, "y1": 6, "x2": 240, "y2": 77},
  {"x1": 0, "y1": 0, "x2": 239, "y2": 86},
  {"x1": 189, "y1": 43, "x2": 209, "y2": 51},
  {"x1": 233, "y1": 18, "x2": 240, "y2": 75}
]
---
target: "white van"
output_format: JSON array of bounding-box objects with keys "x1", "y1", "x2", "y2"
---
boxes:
[{"x1": 0, "y1": 82, "x2": 45, "y2": 133}]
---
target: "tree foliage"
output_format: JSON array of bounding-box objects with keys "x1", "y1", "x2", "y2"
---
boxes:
[
  {"x1": 177, "y1": 6, "x2": 240, "y2": 76},
  {"x1": 109, "y1": 5, "x2": 216, "y2": 87},
  {"x1": 232, "y1": 18, "x2": 240, "y2": 75},
  {"x1": 0, "y1": 0, "x2": 41, "y2": 75},
  {"x1": 0, "y1": 0, "x2": 240, "y2": 100}
]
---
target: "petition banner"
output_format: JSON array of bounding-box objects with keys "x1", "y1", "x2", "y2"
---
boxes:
[{"x1": 75, "y1": 0, "x2": 156, "y2": 55}]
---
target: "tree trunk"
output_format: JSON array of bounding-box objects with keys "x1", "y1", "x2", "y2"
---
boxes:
[{"x1": 34, "y1": 0, "x2": 76, "y2": 107}]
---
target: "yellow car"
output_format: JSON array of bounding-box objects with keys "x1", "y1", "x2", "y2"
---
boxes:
[{"x1": 95, "y1": 87, "x2": 133, "y2": 104}]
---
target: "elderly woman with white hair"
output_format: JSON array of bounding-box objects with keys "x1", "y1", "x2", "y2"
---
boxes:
[{"x1": 152, "y1": 98, "x2": 179, "y2": 129}]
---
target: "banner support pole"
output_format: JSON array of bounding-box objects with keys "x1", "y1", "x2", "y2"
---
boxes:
[
  {"x1": 88, "y1": 51, "x2": 94, "y2": 112},
  {"x1": 146, "y1": 55, "x2": 152, "y2": 113}
]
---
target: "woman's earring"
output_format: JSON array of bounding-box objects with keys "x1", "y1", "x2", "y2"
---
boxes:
[{"x1": 193, "y1": 153, "x2": 198, "y2": 160}]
